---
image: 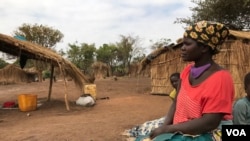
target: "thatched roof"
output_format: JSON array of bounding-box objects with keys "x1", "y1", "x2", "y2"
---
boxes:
[
  {"x1": 229, "y1": 30, "x2": 250, "y2": 39},
  {"x1": 138, "y1": 43, "x2": 177, "y2": 74},
  {"x1": 139, "y1": 30, "x2": 250, "y2": 73},
  {"x1": 0, "y1": 33, "x2": 91, "y2": 88}
]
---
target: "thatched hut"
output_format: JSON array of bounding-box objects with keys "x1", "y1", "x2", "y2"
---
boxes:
[
  {"x1": 139, "y1": 30, "x2": 250, "y2": 100},
  {"x1": 0, "y1": 33, "x2": 92, "y2": 110},
  {"x1": 91, "y1": 61, "x2": 109, "y2": 79},
  {"x1": 0, "y1": 64, "x2": 37, "y2": 84},
  {"x1": 128, "y1": 62, "x2": 150, "y2": 77}
]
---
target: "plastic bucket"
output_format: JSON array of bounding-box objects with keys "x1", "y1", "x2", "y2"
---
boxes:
[{"x1": 18, "y1": 94, "x2": 37, "y2": 112}]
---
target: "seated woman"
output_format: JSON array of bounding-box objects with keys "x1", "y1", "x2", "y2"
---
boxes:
[
  {"x1": 138, "y1": 21, "x2": 234, "y2": 141},
  {"x1": 122, "y1": 72, "x2": 180, "y2": 138}
]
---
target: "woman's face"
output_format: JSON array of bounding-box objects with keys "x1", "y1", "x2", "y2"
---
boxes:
[{"x1": 181, "y1": 37, "x2": 203, "y2": 62}]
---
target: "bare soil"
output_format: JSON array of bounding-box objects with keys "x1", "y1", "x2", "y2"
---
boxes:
[{"x1": 0, "y1": 77, "x2": 172, "y2": 141}]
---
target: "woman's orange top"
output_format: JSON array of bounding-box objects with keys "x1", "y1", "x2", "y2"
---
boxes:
[{"x1": 173, "y1": 64, "x2": 235, "y2": 124}]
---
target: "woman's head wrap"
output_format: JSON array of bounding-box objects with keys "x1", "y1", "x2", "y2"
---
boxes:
[{"x1": 184, "y1": 20, "x2": 229, "y2": 54}]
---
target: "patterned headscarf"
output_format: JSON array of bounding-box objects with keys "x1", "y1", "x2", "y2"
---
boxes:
[{"x1": 184, "y1": 20, "x2": 229, "y2": 54}]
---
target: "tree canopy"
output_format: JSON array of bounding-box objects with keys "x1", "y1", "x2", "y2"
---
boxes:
[
  {"x1": 96, "y1": 43, "x2": 117, "y2": 67},
  {"x1": 14, "y1": 23, "x2": 64, "y2": 48},
  {"x1": 175, "y1": 0, "x2": 250, "y2": 30},
  {"x1": 67, "y1": 42, "x2": 96, "y2": 74}
]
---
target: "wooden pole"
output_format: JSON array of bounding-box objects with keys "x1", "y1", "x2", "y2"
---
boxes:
[
  {"x1": 64, "y1": 79, "x2": 70, "y2": 111},
  {"x1": 56, "y1": 63, "x2": 70, "y2": 111},
  {"x1": 47, "y1": 64, "x2": 54, "y2": 101},
  {"x1": 61, "y1": 68, "x2": 70, "y2": 111}
]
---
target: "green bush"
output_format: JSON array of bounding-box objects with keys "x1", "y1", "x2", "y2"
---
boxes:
[
  {"x1": 42, "y1": 70, "x2": 51, "y2": 79},
  {"x1": 0, "y1": 59, "x2": 8, "y2": 69}
]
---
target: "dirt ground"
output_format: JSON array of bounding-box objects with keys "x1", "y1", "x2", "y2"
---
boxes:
[{"x1": 0, "y1": 77, "x2": 172, "y2": 141}]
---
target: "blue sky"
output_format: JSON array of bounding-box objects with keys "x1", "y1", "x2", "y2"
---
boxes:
[{"x1": 0, "y1": 0, "x2": 195, "y2": 54}]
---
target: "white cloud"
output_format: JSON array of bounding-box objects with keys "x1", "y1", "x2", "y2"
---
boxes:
[{"x1": 0, "y1": 0, "x2": 195, "y2": 54}]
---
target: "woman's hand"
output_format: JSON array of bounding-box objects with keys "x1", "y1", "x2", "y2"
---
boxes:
[{"x1": 149, "y1": 126, "x2": 166, "y2": 139}]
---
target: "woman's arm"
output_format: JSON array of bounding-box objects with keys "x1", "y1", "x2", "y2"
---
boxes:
[
  {"x1": 162, "y1": 99, "x2": 176, "y2": 125},
  {"x1": 150, "y1": 113, "x2": 223, "y2": 139},
  {"x1": 163, "y1": 79, "x2": 181, "y2": 125},
  {"x1": 149, "y1": 80, "x2": 181, "y2": 138},
  {"x1": 163, "y1": 113, "x2": 223, "y2": 134}
]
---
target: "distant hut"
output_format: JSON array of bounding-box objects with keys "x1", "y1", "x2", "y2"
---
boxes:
[
  {"x1": 0, "y1": 64, "x2": 37, "y2": 84},
  {"x1": 91, "y1": 61, "x2": 109, "y2": 79},
  {"x1": 139, "y1": 30, "x2": 250, "y2": 100}
]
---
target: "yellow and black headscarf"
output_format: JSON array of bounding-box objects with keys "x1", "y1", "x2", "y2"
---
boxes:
[{"x1": 184, "y1": 20, "x2": 229, "y2": 54}]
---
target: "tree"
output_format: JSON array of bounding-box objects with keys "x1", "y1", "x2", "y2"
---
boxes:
[
  {"x1": 58, "y1": 49, "x2": 66, "y2": 56},
  {"x1": 13, "y1": 23, "x2": 64, "y2": 81},
  {"x1": 175, "y1": 0, "x2": 250, "y2": 30},
  {"x1": 96, "y1": 43, "x2": 118, "y2": 75},
  {"x1": 81, "y1": 43, "x2": 96, "y2": 74},
  {"x1": 14, "y1": 23, "x2": 64, "y2": 48},
  {"x1": 96, "y1": 44, "x2": 117, "y2": 64},
  {"x1": 67, "y1": 42, "x2": 82, "y2": 68},
  {"x1": 150, "y1": 38, "x2": 172, "y2": 51},
  {"x1": 67, "y1": 42, "x2": 96, "y2": 74},
  {"x1": 116, "y1": 35, "x2": 144, "y2": 75}
]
